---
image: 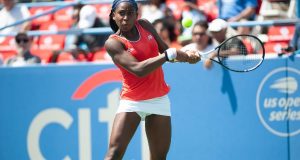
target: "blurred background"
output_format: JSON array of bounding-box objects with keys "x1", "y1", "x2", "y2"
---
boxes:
[
  {"x1": 0, "y1": 0, "x2": 299, "y2": 160},
  {"x1": 0, "y1": 0, "x2": 299, "y2": 65}
]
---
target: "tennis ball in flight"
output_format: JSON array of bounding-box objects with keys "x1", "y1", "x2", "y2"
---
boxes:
[{"x1": 182, "y1": 17, "x2": 193, "y2": 28}]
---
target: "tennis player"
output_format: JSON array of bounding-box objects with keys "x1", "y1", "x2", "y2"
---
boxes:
[{"x1": 104, "y1": 0, "x2": 200, "y2": 159}]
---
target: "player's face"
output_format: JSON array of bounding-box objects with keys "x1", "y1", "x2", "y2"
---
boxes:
[{"x1": 113, "y1": 2, "x2": 138, "y2": 32}]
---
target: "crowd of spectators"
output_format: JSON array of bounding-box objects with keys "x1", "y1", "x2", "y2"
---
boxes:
[{"x1": 0, "y1": 0, "x2": 297, "y2": 67}]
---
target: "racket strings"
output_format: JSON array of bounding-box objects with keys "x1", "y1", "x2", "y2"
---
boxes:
[{"x1": 218, "y1": 35, "x2": 264, "y2": 72}]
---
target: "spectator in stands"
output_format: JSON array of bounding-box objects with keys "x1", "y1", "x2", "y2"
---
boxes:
[
  {"x1": 181, "y1": 20, "x2": 214, "y2": 53},
  {"x1": 0, "y1": 0, "x2": 31, "y2": 34},
  {"x1": 140, "y1": 0, "x2": 168, "y2": 23},
  {"x1": 181, "y1": 20, "x2": 214, "y2": 69},
  {"x1": 5, "y1": 32, "x2": 41, "y2": 66},
  {"x1": 64, "y1": 4, "x2": 109, "y2": 62},
  {"x1": 205, "y1": 18, "x2": 237, "y2": 69},
  {"x1": 217, "y1": 0, "x2": 258, "y2": 22},
  {"x1": 208, "y1": 18, "x2": 236, "y2": 46},
  {"x1": 152, "y1": 18, "x2": 181, "y2": 49},
  {"x1": 180, "y1": 0, "x2": 207, "y2": 39}
]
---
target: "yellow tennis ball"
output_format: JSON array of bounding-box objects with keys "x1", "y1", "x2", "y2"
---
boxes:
[{"x1": 182, "y1": 17, "x2": 193, "y2": 28}]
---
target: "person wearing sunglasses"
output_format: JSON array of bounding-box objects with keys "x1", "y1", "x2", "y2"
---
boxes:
[
  {"x1": 5, "y1": 32, "x2": 41, "y2": 66},
  {"x1": 181, "y1": 20, "x2": 214, "y2": 69},
  {"x1": 181, "y1": 20, "x2": 214, "y2": 54}
]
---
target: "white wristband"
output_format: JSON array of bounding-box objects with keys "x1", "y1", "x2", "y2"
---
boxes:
[{"x1": 165, "y1": 48, "x2": 177, "y2": 61}]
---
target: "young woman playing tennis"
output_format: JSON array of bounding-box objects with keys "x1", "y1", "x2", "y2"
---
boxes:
[{"x1": 104, "y1": 0, "x2": 200, "y2": 159}]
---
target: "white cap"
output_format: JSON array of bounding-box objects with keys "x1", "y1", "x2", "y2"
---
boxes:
[
  {"x1": 78, "y1": 5, "x2": 97, "y2": 29},
  {"x1": 208, "y1": 18, "x2": 228, "y2": 32}
]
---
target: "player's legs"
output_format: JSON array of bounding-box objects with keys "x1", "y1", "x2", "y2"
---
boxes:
[
  {"x1": 105, "y1": 112, "x2": 141, "y2": 160},
  {"x1": 145, "y1": 114, "x2": 171, "y2": 160}
]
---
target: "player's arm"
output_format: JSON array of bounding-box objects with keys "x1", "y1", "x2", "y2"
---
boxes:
[
  {"x1": 105, "y1": 38, "x2": 166, "y2": 77},
  {"x1": 138, "y1": 19, "x2": 199, "y2": 63}
]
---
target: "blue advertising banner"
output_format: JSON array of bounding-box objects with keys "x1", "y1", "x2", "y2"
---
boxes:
[{"x1": 0, "y1": 56, "x2": 299, "y2": 160}]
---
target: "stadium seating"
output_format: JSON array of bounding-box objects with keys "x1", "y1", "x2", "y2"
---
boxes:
[
  {"x1": 264, "y1": 41, "x2": 288, "y2": 54},
  {"x1": 197, "y1": 0, "x2": 218, "y2": 21},
  {"x1": 30, "y1": 49, "x2": 53, "y2": 64},
  {"x1": 93, "y1": 48, "x2": 111, "y2": 62},
  {"x1": 267, "y1": 25, "x2": 295, "y2": 42},
  {"x1": 94, "y1": 4, "x2": 111, "y2": 25},
  {"x1": 166, "y1": 0, "x2": 184, "y2": 20},
  {"x1": 29, "y1": 6, "x2": 54, "y2": 27},
  {"x1": 53, "y1": 6, "x2": 74, "y2": 23},
  {"x1": 0, "y1": 36, "x2": 17, "y2": 62},
  {"x1": 0, "y1": 36, "x2": 16, "y2": 52},
  {"x1": 38, "y1": 21, "x2": 71, "y2": 50},
  {"x1": 264, "y1": 25, "x2": 294, "y2": 54},
  {"x1": 56, "y1": 51, "x2": 76, "y2": 64}
]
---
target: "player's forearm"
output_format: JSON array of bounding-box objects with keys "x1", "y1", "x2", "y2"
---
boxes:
[{"x1": 129, "y1": 54, "x2": 167, "y2": 77}]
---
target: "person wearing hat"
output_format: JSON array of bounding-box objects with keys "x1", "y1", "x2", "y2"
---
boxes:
[
  {"x1": 5, "y1": 32, "x2": 41, "y2": 66},
  {"x1": 205, "y1": 18, "x2": 247, "y2": 69},
  {"x1": 208, "y1": 18, "x2": 237, "y2": 46}
]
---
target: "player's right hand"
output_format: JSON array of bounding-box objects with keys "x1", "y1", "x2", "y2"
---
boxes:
[{"x1": 186, "y1": 50, "x2": 201, "y2": 64}]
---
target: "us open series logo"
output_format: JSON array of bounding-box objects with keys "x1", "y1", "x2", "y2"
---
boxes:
[{"x1": 256, "y1": 67, "x2": 300, "y2": 137}]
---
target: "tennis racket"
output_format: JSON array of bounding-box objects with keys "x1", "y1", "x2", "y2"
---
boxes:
[{"x1": 199, "y1": 34, "x2": 265, "y2": 72}]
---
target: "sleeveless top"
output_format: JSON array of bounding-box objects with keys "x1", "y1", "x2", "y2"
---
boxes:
[{"x1": 109, "y1": 21, "x2": 170, "y2": 101}]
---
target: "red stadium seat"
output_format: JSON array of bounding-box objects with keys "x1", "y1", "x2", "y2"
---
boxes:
[
  {"x1": 93, "y1": 50, "x2": 106, "y2": 61},
  {"x1": 30, "y1": 49, "x2": 53, "y2": 64},
  {"x1": 0, "y1": 51, "x2": 17, "y2": 62},
  {"x1": 264, "y1": 41, "x2": 289, "y2": 54},
  {"x1": 166, "y1": 0, "x2": 184, "y2": 20},
  {"x1": 93, "y1": 48, "x2": 111, "y2": 62},
  {"x1": 29, "y1": 7, "x2": 54, "y2": 26},
  {"x1": 39, "y1": 21, "x2": 71, "y2": 31},
  {"x1": 267, "y1": 26, "x2": 295, "y2": 42},
  {"x1": 39, "y1": 35, "x2": 66, "y2": 51},
  {"x1": 0, "y1": 36, "x2": 16, "y2": 52},
  {"x1": 94, "y1": 4, "x2": 111, "y2": 25},
  {"x1": 38, "y1": 21, "x2": 71, "y2": 51},
  {"x1": 30, "y1": 36, "x2": 40, "y2": 51},
  {"x1": 53, "y1": 6, "x2": 74, "y2": 23},
  {"x1": 198, "y1": 0, "x2": 218, "y2": 22},
  {"x1": 57, "y1": 52, "x2": 76, "y2": 64}
]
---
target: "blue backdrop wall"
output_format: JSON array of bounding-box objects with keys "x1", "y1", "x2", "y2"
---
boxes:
[{"x1": 0, "y1": 56, "x2": 299, "y2": 160}]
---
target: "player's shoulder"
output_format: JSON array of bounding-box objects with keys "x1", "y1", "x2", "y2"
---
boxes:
[
  {"x1": 137, "y1": 18, "x2": 152, "y2": 26},
  {"x1": 104, "y1": 36, "x2": 123, "y2": 50},
  {"x1": 137, "y1": 18, "x2": 157, "y2": 36},
  {"x1": 137, "y1": 18, "x2": 154, "y2": 30}
]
